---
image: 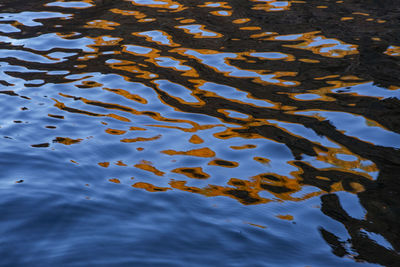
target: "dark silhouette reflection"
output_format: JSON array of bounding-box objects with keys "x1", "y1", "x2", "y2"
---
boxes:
[
  {"x1": 0, "y1": 0, "x2": 399, "y2": 265},
  {"x1": 320, "y1": 179, "x2": 400, "y2": 266}
]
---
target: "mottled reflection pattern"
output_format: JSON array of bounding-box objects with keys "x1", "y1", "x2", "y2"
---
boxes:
[{"x1": 0, "y1": 0, "x2": 399, "y2": 266}]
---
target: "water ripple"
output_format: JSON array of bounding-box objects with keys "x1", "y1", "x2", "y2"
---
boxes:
[{"x1": 0, "y1": 0, "x2": 399, "y2": 265}]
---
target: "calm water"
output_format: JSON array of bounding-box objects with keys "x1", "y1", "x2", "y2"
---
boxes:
[{"x1": 0, "y1": 0, "x2": 399, "y2": 266}]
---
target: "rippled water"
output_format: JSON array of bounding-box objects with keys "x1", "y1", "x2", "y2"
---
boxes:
[{"x1": 1, "y1": 0, "x2": 400, "y2": 266}]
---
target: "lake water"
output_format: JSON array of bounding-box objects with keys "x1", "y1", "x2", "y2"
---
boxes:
[{"x1": 0, "y1": 0, "x2": 400, "y2": 266}]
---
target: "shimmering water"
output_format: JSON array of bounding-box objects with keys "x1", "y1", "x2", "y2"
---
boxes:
[{"x1": 1, "y1": 0, "x2": 400, "y2": 266}]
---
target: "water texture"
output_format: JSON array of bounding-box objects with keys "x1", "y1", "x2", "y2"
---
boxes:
[{"x1": 0, "y1": 0, "x2": 399, "y2": 266}]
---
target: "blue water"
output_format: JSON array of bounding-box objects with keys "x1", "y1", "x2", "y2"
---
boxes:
[{"x1": 0, "y1": 0, "x2": 399, "y2": 266}]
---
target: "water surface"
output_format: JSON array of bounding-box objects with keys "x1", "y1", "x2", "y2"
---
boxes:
[{"x1": 1, "y1": 0, "x2": 400, "y2": 266}]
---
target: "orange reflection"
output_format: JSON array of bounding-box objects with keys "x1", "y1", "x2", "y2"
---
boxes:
[
  {"x1": 233, "y1": 18, "x2": 250, "y2": 24},
  {"x1": 171, "y1": 49, "x2": 299, "y2": 86},
  {"x1": 136, "y1": 156, "x2": 373, "y2": 205},
  {"x1": 104, "y1": 88, "x2": 148, "y2": 104},
  {"x1": 98, "y1": 162, "x2": 110, "y2": 168},
  {"x1": 253, "y1": 157, "x2": 271, "y2": 165},
  {"x1": 115, "y1": 160, "x2": 128, "y2": 167},
  {"x1": 384, "y1": 46, "x2": 400, "y2": 57},
  {"x1": 265, "y1": 31, "x2": 358, "y2": 58},
  {"x1": 208, "y1": 159, "x2": 239, "y2": 168},
  {"x1": 172, "y1": 167, "x2": 210, "y2": 179},
  {"x1": 84, "y1": 20, "x2": 120, "y2": 30},
  {"x1": 134, "y1": 160, "x2": 165, "y2": 176},
  {"x1": 176, "y1": 24, "x2": 223, "y2": 39},
  {"x1": 121, "y1": 135, "x2": 161, "y2": 143},
  {"x1": 189, "y1": 135, "x2": 204, "y2": 144},
  {"x1": 229, "y1": 144, "x2": 257, "y2": 150},
  {"x1": 105, "y1": 128, "x2": 127, "y2": 135},
  {"x1": 162, "y1": 148, "x2": 216, "y2": 158},
  {"x1": 251, "y1": 0, "x2": 292, "y2": 12},
  {"x1": 169, "y1": 180, "x2": 270, "y2": 205},
  {"x1": 110, "y1": 8, "x2": 148, "y2": 20},
  {"x1": 53, "y1": 137, "x2": 82, "y2": 145},
  {"x1": 128, "y1": 0, "x2": 186, "y2": 11},
  {"x1": 132, "y1": 182, "x2": 171, "y2": 192},
  {"x1": 199, "y1": 2, "x2": 232, "y2": 9},
  {"x1": 109, "y1": 178, "x2": 121, "y2": 184},
  {"x1": 276, "y1": 214, "x2": 294, "y2": 221}
]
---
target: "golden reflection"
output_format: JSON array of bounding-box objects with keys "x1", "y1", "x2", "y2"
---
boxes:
[
  {"x1": 126, "y1": 152, "x2": 374, "y2": 205},
  {"x1": 128, "y1": 0, "x2": 186, "y2": 11},
  {"x1": 230, "y1": 144, "x2": 257, "y2": 150},
  {"x1": 250, "y1": 32, "x2": 277, "y2": 39},
  {"x1": 208, "y1": 159, "x2": 239, "y2": 168},
  {"x1": 176, "y1": 24, "x2": 223, "y2": 39},
  {"x1": 106, "y1": 59, "x2": 157, "y2": 79},
  {"x1": 169, "y1": 180, "x2": 270, "y2": 205},
  {"x1": 384, "y1": 46, "x2": 400, "y2": 57},
  {"x1": 48, "y1": 114, "x2": 64, "y2": 119},
  {"x1": 115, "y1": 160, "x2": 128, "y2": 167},
  {"x1": 76, "y1": 80, "x2": 103, "y2": 89},
  {"x1": 313, "y1": 147, "x2": 378, "y2": 178},
  {"x1": 110, "y1": 8, "x2": 148, "y2": 20},
  {"x1": 109, "y1": 178, "x2": 121, "y2": 184},
  {"x1": 279, "y1": 32, "x2": 359, "y2": 58},
  {"x1": 91, "y1": 36, "x2": 122, "y2": 48},
  {"x1": 298, "y1": 58, "x2": 320, "y2": 63},
  {"x1": 251, "y1": 0, "x2": 292, "y2": 12},
  {"x1": 121, "y1": 135, "x2": 161, "y2": 143},
  {"x1": 129, "y1": 126, "x2": 147, "y2": 131},
  {"x1": 98, "y1": 162, "x2": 110, "y2": 168},
  {"x1": 232, "y1": 18, "x2": 250, "y2": 24},
  {"x1": 104, "y1": 88, "x2": 148, "y2": 104},
  {"x1": 162, "y1": 148, "x2": 216, "y2": 158},
  {"x1": 210, "y1": 10, "x2": 232, "y2": 16},
  {"x1": 53, "y1": 137, "x2": 83, "y2": 145},
  {"x1": 253, "y1": 157, "x2": 271, "y2": 165},
  {"x1": 263, "y1": 31, "x2": 358, "y2": 58},
  {"x1": 134, "y1": 160, "x2": 165, "y2": 176},
  {"x1": 349, "y1": 182, "x2": 365, "y2": 193},
  {"x1": 199, "y1": 2, "x2": 232, "y2": 9},
  {"x1": 246, "y1": 222, "x2": 267, "y2": 229},
  {"x1": 107, "y1": 113, "x2": 131, "y2": 122},
  {"x1": 132, "y1": 182, "x2": 171, "y2": 192},
  {"x1": 55, "y1": 91, "x2": 217, "y2": 130},
  {"x1": 84, "y1": 20, "x2": 120, "y2": 30},
  {"x1": 352, "y1": 12, "x2": 370, "y2": 16},
  {"x1": 189, "y1": 135, "x2": 204, "y2": 144},
  {"x1": 276, "y1": 215, "x2": 294, "y2": 221},
  {"x1": 146, "y1": 123, "x2": 219, "y2": 133},
  {"x1": 341, "y1": 17, "x2": 354, "y2": 21},
  {"x1": 213, "y1": 127, "x2": 264, "y2": 140},
  {"x1": 239, "y1": 26, "x2": 261, "y2": 31},
  {"x1": 105, "y1": 128, "x2": 127, "y2": 135},
  {"x1": 172, "y1": 167, "x2": 210, "y2": 179},
  {"x1": 172, "y1": 49, "x2": 299, "y2": 86}
]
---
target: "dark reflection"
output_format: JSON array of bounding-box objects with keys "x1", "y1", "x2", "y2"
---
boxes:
[{"x1": 0, "y1": 0, "x2": 399, "y2": 265}]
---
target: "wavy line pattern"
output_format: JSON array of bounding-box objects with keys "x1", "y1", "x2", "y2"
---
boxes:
[{"x1": 0, "y1": 0, "x2": 399, "y2": 265}]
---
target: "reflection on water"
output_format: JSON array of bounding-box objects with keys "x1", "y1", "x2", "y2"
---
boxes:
[{"x1": 0, "y1": 0, "x2": 399, "y2": 265}]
